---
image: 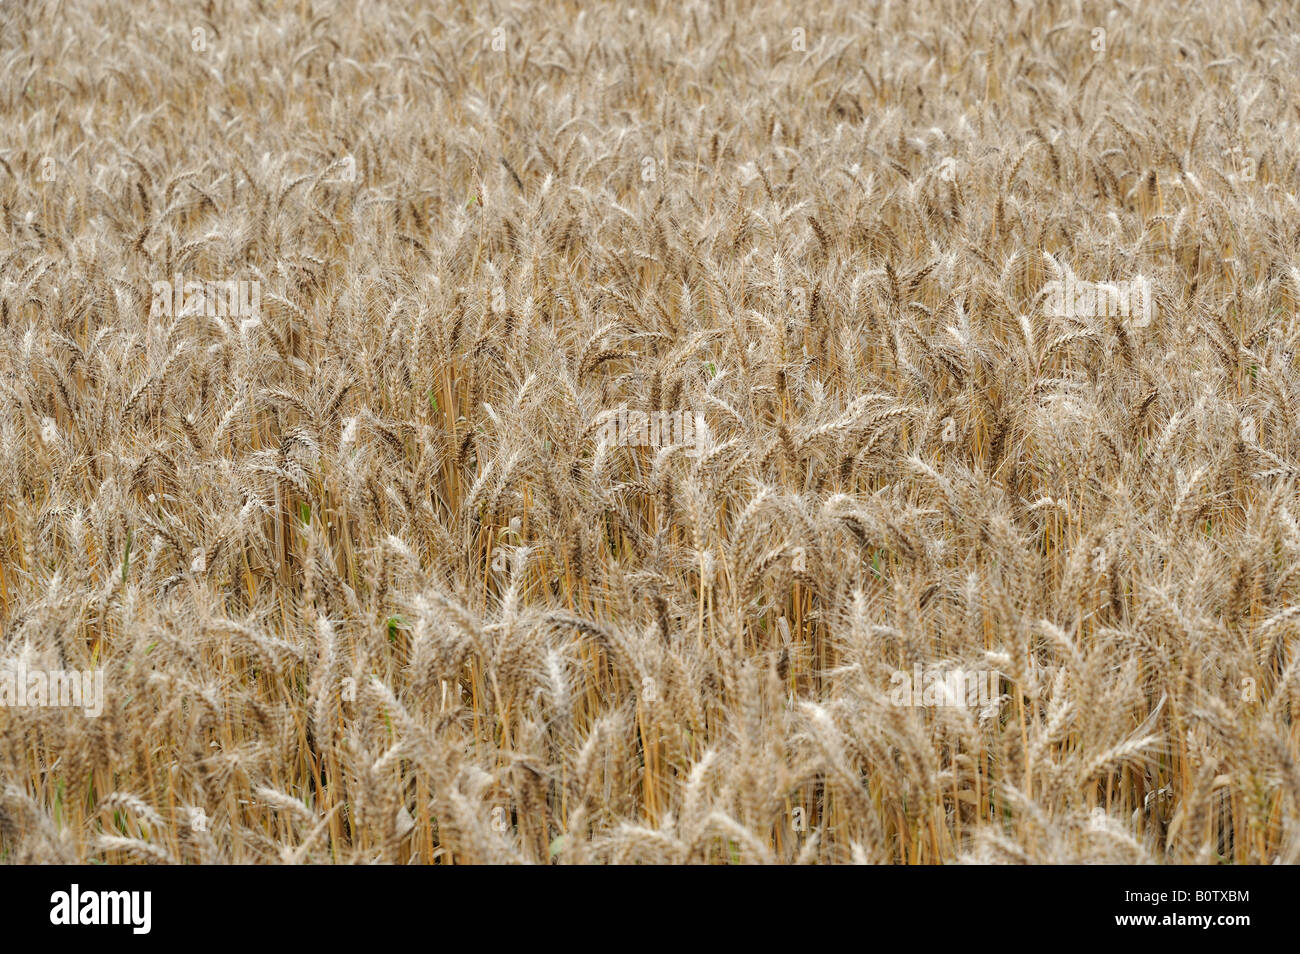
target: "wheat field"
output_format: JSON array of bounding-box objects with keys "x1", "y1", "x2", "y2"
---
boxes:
[{"x1": 2, "y1": 0, "x2": 1300, "y2": 865}]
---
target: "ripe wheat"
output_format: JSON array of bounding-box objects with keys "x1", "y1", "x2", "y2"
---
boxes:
[{"x1": 2, "y1": 0, "x2": 1299, "y2": 863}]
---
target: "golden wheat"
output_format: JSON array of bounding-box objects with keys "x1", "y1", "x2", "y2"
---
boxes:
[{"x1": 1, "y1": 0, "x2": 1299, "y2": 864}]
